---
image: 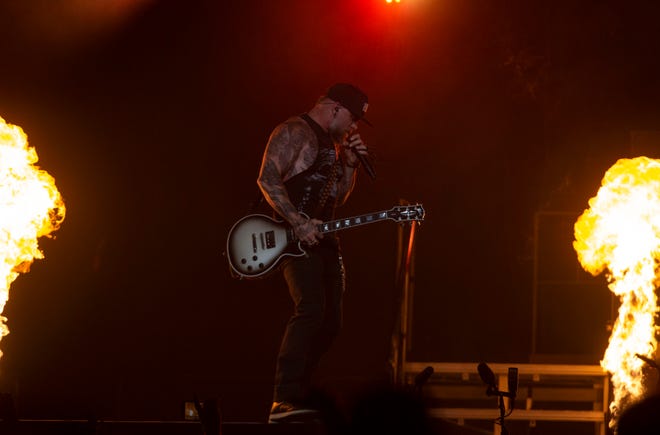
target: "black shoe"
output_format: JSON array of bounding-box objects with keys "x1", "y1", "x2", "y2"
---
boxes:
[{"x1": 268, "y1": 401, "x2": 320, "y2": 423}]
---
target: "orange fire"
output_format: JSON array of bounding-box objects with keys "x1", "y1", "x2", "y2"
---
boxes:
[
  {"x1": 0, "y1": 116, "x2": 65, "y2": 358},
  {"x1": 574, "y1": 156, "x2": 660, "y2": 428}
]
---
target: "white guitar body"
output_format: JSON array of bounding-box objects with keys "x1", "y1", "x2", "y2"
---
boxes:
[{"x1": 226, "y1": 213, "x2": 307, "y2": 279}]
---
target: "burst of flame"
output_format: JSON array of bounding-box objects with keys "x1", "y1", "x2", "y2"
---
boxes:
[
  {"x1": 574, "y1": 156, "x2": 660, "y2": 428},
  {"x1": 0, "y1": 116, "x2": 65, "y2": 359}
]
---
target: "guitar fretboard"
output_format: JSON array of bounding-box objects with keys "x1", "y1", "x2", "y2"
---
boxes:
[{"x1": 317, "y1": 210, "x2": 393, "y2": 233}]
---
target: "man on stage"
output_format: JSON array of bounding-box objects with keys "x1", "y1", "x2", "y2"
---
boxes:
[{"x1": 256, "y1": 83, "x2": 371, "y2": 423}]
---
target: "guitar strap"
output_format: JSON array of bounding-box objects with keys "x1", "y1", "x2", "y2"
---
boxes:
[
  {"x1": 313, "y1": 159, "x2": 339, "y2": 216},
  {"x1": 299, "y1": 113, "x2": 341, "y2": 218}
]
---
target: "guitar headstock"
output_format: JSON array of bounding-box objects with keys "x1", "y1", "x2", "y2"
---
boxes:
[{"x1": 387, "y1": 204, "x2": 425, "y2": 223}]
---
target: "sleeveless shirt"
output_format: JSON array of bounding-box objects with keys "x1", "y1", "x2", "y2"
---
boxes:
[{"x1": 284, "y1": 114, "x2": 343, "y2": 225}]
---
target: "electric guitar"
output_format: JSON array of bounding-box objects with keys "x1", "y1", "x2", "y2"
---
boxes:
[{"x1": 226, "y1": 204, "x2": 425, "y2": 279}]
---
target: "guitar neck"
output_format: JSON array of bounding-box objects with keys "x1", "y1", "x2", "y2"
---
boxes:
[{"x1": 317, "y1": 210, "x2": 394, "y2": 234}]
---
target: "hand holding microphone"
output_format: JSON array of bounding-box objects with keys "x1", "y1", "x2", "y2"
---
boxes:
[{"x1": 345, "y1": 133, "x2": 376, "y2": 179}]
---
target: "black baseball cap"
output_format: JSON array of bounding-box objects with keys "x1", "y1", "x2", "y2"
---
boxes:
[{"x1": 326, "y1": 83, "x2": 371, "y2": 126}]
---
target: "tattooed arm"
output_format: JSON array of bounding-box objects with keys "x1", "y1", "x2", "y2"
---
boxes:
[{"x1": 257, "y1": 118, "x2": 322, "y2": 245}]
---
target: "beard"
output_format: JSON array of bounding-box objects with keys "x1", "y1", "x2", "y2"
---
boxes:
[{"x1": 328, "y1": 120, "x2": 351, "y2": 144}]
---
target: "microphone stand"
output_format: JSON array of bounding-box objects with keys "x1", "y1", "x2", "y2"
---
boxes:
[
  {"x1": 485, "y1": 385, "x2": 515, "y2": 435},
  {"x1": 497, "y1": 390, "x2": 509, "y2": 435},
  {"x1": 478, "y1": 363, "x2": 517, "y2": 435}
]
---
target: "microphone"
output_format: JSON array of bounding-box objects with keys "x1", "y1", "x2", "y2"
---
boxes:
[
  {"x1": 507, "y1": 367, "x2": 518, "y2": 398},
  {"x1": 478, "y1": 362, "x2": 498, "y2": 395},
  {"x1": 478, "y1": 362, "x2": 518, "y2": 399},
  {"x1": 352, "y1": 148, "x2": 376, "y2": 179},
  {"x1": 414, "y1": 366, "x2": 434, "y2": 390}
]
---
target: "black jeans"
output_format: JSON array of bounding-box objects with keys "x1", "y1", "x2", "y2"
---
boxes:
[{"x1": 273, "y1": 243, "x2": 345, "y2": 403}]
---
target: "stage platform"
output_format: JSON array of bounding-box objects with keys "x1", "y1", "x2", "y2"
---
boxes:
[
  {"x1": 1, "y1": 420, "x2": 329, "y2": 435},
  {"x1": 1, "y1": 418, "x2": 493, "y2": 435}
]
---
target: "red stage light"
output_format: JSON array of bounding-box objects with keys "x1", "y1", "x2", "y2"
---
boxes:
[{"x1": 386, "y1": 0, "x2": 401, "y2": 3}]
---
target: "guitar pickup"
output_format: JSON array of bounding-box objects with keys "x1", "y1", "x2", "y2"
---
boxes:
[{"x1": 265, "y1": 230, "x2": 276, "y2": 249}]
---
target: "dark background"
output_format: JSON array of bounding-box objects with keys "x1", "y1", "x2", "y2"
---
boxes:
[{"x1": 0, "y1": 0, "x2": 657, "y2": 423}]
